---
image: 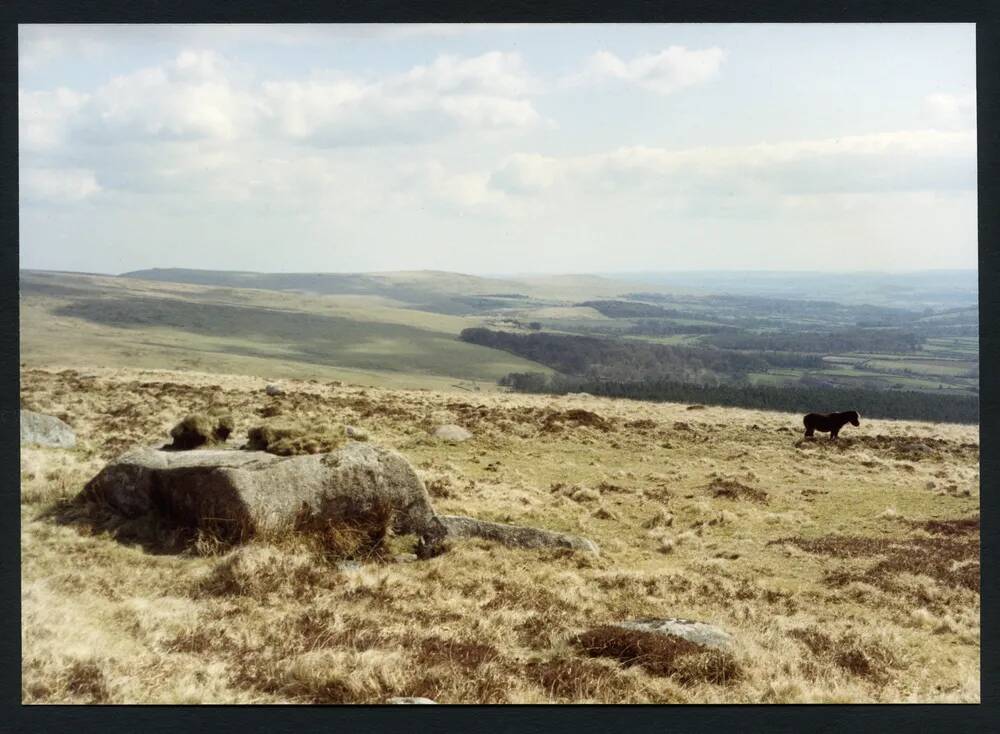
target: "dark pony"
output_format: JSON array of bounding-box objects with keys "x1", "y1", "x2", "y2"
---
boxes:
[{"x1": 803, "y1": 410, "x2": 860, "y2": 440}]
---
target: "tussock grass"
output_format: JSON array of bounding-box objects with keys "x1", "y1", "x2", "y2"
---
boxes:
[
  {"x1": 573, "y1": 625, "x2": 743, "y2": 685},
  {"x1": 706, "y1": 477, "x2": 769, "y2": 504},
  {"x1": 790, "y1": 627, "x2": 904, "y2": 684},
  {"x1": 245, "y1": 421, "x2": 347, "y2": 456},
  {"x1": 775, "y1": 532, "x2": 979, "y2": 592},
  {"x1": 168, "y1": 410, "x2": 234, "y2": 450}
]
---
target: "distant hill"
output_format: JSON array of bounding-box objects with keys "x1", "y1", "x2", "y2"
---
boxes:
[
  {"x1": 605, "y1": 270, "x2": 979, "y2": 309},
  {"x1": 19, "y1": 269, "x2": 553, "y2": 389},
  {"x1": 119, "y1": 268, "x2": 533, "y2": 313},
  {"x1": 118, "y1": 268, "x2": 659, "y2": 307}
]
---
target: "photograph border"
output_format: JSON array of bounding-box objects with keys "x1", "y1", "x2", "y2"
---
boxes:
[{"x1": 2, "y1": 0, "x2": 996, "y2": 730}]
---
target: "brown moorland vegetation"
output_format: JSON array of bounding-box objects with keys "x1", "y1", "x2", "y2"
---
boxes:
[{"x1": 20, "y1": 366, "x2": 979, "y2": 703}]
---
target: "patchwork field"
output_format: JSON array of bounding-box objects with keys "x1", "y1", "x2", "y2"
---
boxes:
[
  {"x1": 21, "y1": 269, "x2": 980, "y2": 401},
  {"x1": 20, "y1": 366, "x2": 980, "y2": 703}
]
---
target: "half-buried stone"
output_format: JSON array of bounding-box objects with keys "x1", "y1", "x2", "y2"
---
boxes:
[
  {"x1": 440, "y1": 515, "x2": 599, "y2": 554},
  {"x1": 616, "y1": 618, "x2": 734, "y2": 650},
  {"x1": 433, "y1": 424, "x2": 472, "y2": 443}
]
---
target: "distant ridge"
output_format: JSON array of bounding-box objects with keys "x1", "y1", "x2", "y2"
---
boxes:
[
  {"x1": 116, "y1": 268, "x2": 641, "y2": 304},
  {"x1": 117, "y1": 268, "x2": 541, "y2": 312}
]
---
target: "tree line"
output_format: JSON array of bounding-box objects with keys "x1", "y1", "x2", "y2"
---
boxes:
[
  {"x1": 702, "y1": 328, "x2": 923, "y2": 354},
  {"x1": 498, "y1": 372, "x2": 978, "y2": 424},
  {"x1": 460, "y1": 327, "x2": 823, "y2": 382},
  {"x1": 463, "y1": 328, "x2": 791, "y2": 382}
]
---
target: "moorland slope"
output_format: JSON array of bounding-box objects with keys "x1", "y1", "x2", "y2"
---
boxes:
[{"x1": 20, "y1": 366, "x2": 979, "y2": 703}]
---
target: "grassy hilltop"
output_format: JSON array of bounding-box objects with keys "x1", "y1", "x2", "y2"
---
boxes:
[{"x1": 21, "y1": 366, "x2": 979, "y2": 703}]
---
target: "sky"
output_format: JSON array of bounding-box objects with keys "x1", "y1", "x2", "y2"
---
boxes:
[{"x1": 18, "y1": 23, "x2": 977, "y2": 275}]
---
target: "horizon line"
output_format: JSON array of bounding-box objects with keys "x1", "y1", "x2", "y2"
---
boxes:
[{"x1": 20, "y1": 266, "x2": 980, "y2": 279}]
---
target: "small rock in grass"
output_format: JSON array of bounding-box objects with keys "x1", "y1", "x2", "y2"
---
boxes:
[
  {"x1": 616, "y1": 618, "x2": 734, "y2": 650},
  {"x1": 345, "y1": 425, "x2": 369, "y2": 441},
  {"x1": 20, "y1": 410, "x2": 76, "y2": 448},
  {"x1": 433, "y1": 424, "x2": 472, "y2": 443}
]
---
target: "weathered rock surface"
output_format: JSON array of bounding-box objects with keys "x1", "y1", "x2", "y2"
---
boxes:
[
  {"x1": 615, "y1": 618, "x2": 734, "y2": 650},
  {"x1": 386, "y1": 697, "x2": 437, "y2": 704},
  {"x1": 20, "y1": 410, "x2": 76, "y2": 448},
  {"x1": 433, "y1": 424, "x2": 472, "y2": 443},
  {"x1": 440, "y1": 514, "x2": 599, "y2": 554},
  {"x1": 264, "y1": 383, "x2": 285, "y2": 396},
  {"x1": 81, "y1": 443, "x2": 447, "y2": 548}
]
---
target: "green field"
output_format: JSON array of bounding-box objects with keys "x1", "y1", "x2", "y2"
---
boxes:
[{"x1": 20, "y1": 271, "x2": 553, "y2": 391}]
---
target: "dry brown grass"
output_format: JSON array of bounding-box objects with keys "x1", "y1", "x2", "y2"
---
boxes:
[
  {"x1": 774, "y1": 530, "x2": 979, "y2": 592},
  {"x1": 19, "y1": 366, "x2": 980, "y2": 703},
  {"x1": 789, "y1": 626, "x2": 905, "y2": 684},
  {"x1": 573, "y1": 625, "x2": 743, "y2": 685},
  {"x1": 245, "y1": 421, "x2": 348, "y2": 456},
  {"x1": 168, "y1": 411, "x2": 234, "y2": 450},
  {"x1": 706, "y1": 477, "x2": 769, "y2": 504}
]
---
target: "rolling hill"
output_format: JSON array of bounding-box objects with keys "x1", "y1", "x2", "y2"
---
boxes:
[{"x1": 20, "y1": 270, "x2": 554, "y2": 391}]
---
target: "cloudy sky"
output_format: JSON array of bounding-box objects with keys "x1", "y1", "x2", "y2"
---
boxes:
[{"x1": 19, "y1": 23, "x2": 977, "y2": 275}]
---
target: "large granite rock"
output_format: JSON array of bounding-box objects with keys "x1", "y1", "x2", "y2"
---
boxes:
[
  {"x1": 81, "y1": 443, "x2": 448, "y2": 549},
  {"x1": 80, "y1": 443, "x2": 601, "y2": 558},
  {"x1": 440, "y1": 514, "x2": 599, "y2": 554},
  {"x1": 615, "y1": 618, "x2": 734, "y2": 650},
  {"x1": 21, "y1": 410, "x2": 76, "y2": 448}
]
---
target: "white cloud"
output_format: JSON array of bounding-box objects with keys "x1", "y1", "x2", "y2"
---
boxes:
[
  {"x1": 488, "y1": 153, "x2": 561, "y2": 194},
  {"x1": 18, "y1": 26, "x2": 109, "y2": 70},
  {"x1": 20, "y1": 49, "x2": 543, "y2": 152},
  {"x1": 490, "y1": 129, "x2": 976, "y2": 199},
  {"x1": 578, "y1": 46, "x2": 726, "y2": 94},
  {"x1": 17, "y1": 24, "x2": 497, "y2": 72},
  {"x1": 399, "y1": 52, "x2": 538, "y2": 97},
  {"x1": 76, "y1": 50, "x2": 259, "y2": 143},
  {"x1": 924, "y1": 91, "x2": 976, "y2": 130},
  {"x1": 21, "y1": 167, "x2": 101, "y2": 202},
  {"x1": 261, "y1": 51, "x2": 542, "y2": 146},
  {"x1": 18, "y1": 87, "x2": 89, "y2": 151}
]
